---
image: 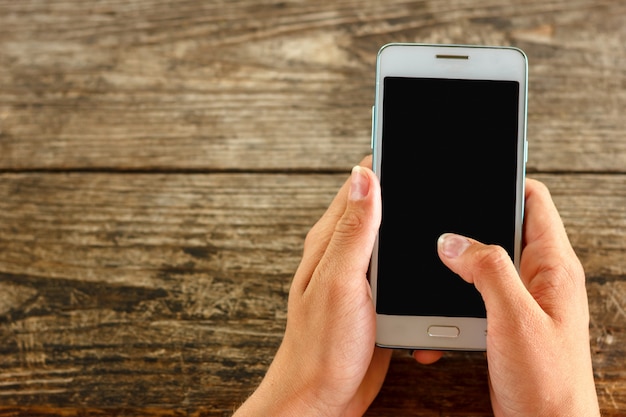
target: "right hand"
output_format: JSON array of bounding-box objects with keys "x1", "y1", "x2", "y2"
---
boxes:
[{"x1": 436, "y1": 178, "x2": 600, "y2": 416}]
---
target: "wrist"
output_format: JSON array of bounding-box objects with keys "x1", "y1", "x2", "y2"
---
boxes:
[
  {"x1": 233, "y1": 379, "x2": 334, "y2": 417},
  {"x1": 233, "y1": 360, "x2": 338, "y2": 417}
]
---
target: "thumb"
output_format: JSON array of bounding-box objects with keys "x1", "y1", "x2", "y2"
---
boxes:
[
  {"x1": 307, "y1": 165, "x2": 381, "y2": 294},
  {"x1": 436, "y1": 233, "x2": 537, "y2": 322}
]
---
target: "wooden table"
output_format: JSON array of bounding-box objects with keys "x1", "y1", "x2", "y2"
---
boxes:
[{"x1": 1, "y1": 1, "x2": 624, "y2": 416}]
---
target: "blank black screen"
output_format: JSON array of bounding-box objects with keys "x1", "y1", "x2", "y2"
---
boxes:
[{"x1": 376, "y1": 77, "x2": 520, "y2": 317}]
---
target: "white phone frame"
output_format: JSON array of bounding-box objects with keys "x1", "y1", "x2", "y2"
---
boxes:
[{"x1": 370, "y1": 43, "x2": 528, "y2": 351}]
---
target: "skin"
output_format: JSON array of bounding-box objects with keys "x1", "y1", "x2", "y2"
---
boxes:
[{"x1": 233, "y1": 155, "x2": 600, "y2": 417}]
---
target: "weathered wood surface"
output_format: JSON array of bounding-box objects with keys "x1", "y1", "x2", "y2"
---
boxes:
[
  {"x1": 0, "y1": 0, "x2": 624, "y2": 416},
  {"x1": 1, "y1": 0, "x2": 624, "y2": 172}
]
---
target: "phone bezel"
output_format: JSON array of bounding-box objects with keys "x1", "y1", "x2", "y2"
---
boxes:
[{"x1": 370, "y1": 43, "x2": 528, "y2": 351}]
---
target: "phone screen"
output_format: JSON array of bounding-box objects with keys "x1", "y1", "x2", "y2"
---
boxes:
[{"x1": 375, "y1": 76, "x2": 520, "y2": 318}]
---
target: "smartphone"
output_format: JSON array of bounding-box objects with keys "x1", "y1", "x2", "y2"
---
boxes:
[{"x1": 369, "y1": 43, "x2": 528, "y2": 351}]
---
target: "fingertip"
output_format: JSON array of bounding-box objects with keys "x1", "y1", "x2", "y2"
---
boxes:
[
  {"x1": 348, "y1": 165, "x2": 380, "y2": 209},
  {"x1": 349, "y1": 165, "x2": 370, "y2": 201},
  {"x1": 438, "y1": 233, "x2": 472, "y2": 259},
  {"x1": 412, "y1": 349, "x2": 443, "y2": 365}
]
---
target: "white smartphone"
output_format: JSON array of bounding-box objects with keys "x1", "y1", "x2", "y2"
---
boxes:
[{"x1": 369, "y1": 43, "x2": 528, "y2": 351}]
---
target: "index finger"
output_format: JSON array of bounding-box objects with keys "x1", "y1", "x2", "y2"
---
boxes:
[{"x1": 522, "y1": 178, "x2": 580, "y2": 271}]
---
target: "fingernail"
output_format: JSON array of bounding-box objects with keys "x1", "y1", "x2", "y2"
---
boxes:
[
  {"x1": 438, "y1": 233, "x2": 471, "y2": 258},
  {"x1": 349, "y1": 166, "x2": 369, "y2": 201}
]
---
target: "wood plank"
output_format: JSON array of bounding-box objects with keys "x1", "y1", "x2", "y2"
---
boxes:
[
  {"x1": 0, "y1": 0, "x2": 624, "y2": 172},
  {"x1": 0, "y1": 172, "x2": 624, "y2": 415}
]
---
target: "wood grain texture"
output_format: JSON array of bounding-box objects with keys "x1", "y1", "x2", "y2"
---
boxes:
[
  {"x1": 0, "y1": 0, "x2": 624, "y2": 172},
  {"x1": 0, "y1": 0, "x2": 624, "y2": 415},
  {"x1": 0, "y1": 172, "x2": 624, "y2": 416}
]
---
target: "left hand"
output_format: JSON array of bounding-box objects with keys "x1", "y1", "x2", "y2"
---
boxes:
[{"x1": 234, "y1": 156, "x2": 387, "y2": 417}]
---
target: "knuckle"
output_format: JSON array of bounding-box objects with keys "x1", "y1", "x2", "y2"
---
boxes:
[
  {"x1": 540, "y1": 259, "x2": 585, "y2": 292},
  {"x1": 334, "y1": 209, "x2": 365, "y2": 240},
  {"x1": 473, "y1": 244, "x2": 512, "y2": 274}
]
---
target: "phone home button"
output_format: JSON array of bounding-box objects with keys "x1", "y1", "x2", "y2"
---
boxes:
[{"x1": 427, "y1": 325, "x2": 460, "y2": 338}]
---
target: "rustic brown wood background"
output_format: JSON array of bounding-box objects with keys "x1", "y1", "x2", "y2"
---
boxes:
[{"x1": 0, "y1": 1, "x2": 624, "y2": 416}]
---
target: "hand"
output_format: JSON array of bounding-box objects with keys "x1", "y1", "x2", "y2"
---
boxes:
[
  {"x1": 436, "y1": 178, "x2": 600, "y2": 416},
  {"x1": 234, "y1": 156, "x2": 438, "y2": 417}
]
